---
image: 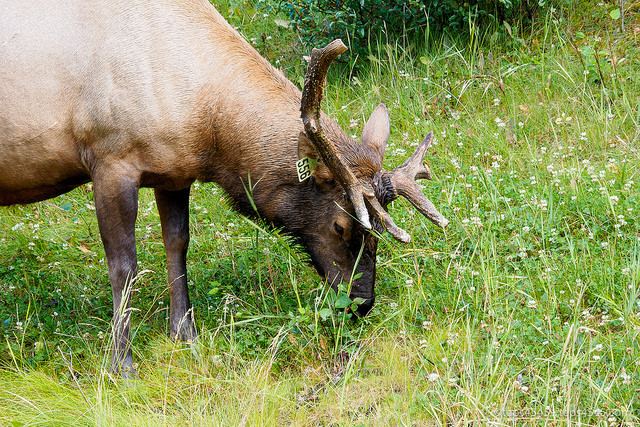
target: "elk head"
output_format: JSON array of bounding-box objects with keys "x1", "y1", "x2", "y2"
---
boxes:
[{"x1": 296, "y1": 40, "x2": 448, "y2": 316}]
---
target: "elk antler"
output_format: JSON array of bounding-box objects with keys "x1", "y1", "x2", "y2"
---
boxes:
[
  {"x1": 383, "y1": 132, "x2": 449, "y2": 228},
  {"x1": 300, "y1": 40, "x2": 415, "y2": 242},
  {"x1": 300, "y1": 39, "x2": 372, "y2": 229}
]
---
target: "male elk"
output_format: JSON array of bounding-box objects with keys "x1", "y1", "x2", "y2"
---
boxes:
[{"x1": 0, "y1": 0, "x2": 447, "y2": 375}]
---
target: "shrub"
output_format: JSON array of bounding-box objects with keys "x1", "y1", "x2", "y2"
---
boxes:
[{"x1": 268, "y1": 0, "x2": 566, "y2": 57}]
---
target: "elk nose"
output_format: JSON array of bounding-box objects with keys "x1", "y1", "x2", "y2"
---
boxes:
[{"x1": 354, "y1": 296, "x2": 375, "y2": 317}]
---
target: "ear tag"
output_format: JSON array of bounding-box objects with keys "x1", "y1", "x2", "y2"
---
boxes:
[{"x1": 296, "y1": 157, "x2": 318, "y2": 182}]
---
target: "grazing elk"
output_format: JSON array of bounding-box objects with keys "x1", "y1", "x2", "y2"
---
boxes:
[{"x1": 0, "y1": 0, "x2": 448, "y2": 375}]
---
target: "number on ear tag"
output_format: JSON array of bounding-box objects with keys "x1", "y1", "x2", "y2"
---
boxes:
[{"x1": 296, "y1": 157, "x2": 318, "y2": 182}]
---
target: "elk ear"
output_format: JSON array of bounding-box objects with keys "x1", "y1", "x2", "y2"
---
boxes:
[
  {"x1": 298, "y1": 132, "x2": 334, "y2": 184},
  {"x1": 362, "y1": 103, "x2": 390, "y2": 158}
]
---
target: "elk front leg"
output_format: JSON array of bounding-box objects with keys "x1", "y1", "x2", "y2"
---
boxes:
[
  {"x1": 93, "y1": 172, "x2": 139, "y2": 376},
  {"x1": 154, "y1": 187, "x2": 196, "y2": 342}
]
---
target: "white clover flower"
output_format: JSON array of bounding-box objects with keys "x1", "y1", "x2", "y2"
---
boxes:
[
  {"x1": 621, "y1": 368, "x2": 631, "y2": 385},
  {"x1": 447, "y1": 332, "x2": 459, "y2": 345}
]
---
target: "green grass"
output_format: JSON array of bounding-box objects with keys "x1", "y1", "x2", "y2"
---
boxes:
[{"x1": 1, "y1": 1, "x2": 639, "y2": 425}]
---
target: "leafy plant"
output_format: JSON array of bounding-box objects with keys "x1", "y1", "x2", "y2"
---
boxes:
[{"x1": 267, "y1": 0, "x2": 572, "y2": 59}]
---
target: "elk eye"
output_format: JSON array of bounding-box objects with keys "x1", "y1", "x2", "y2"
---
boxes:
[{"x1": 333, "y1": 223, "x2": 344, "y2": 236}]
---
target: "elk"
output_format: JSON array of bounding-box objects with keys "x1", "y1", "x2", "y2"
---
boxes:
[{"x1": 0, "y1": 0, "x2": 448, "y2": 375}]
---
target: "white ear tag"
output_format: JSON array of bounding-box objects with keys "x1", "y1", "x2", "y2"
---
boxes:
[{"x1": 296, "y1": 157, "x2": 318, "y2": 182}]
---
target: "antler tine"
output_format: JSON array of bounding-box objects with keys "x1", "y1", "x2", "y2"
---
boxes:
[
  {"x1": 300, "y1": 40, "x2": 372, "y2": 229},
  {"x1": 363, "y1": 189, "x2": 411, "y2": 243},
  {"x1": 387, "y1": 132, "x2": 449, "y2": 228}
]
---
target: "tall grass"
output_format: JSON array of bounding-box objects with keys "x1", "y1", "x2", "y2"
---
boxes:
[{"x1": 1, "y1": 0, "x2": 639, "y2": 425}]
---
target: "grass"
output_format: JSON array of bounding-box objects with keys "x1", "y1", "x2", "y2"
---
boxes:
[{"x1": 1, "y1": 0, "x2": 640, "y2": 425}]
